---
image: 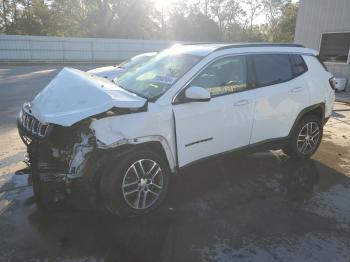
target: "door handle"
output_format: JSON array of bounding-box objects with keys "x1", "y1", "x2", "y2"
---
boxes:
[
  {"x1": 234, "y1": 100, "x2": 249, "y2": 106},
  {"x1": 291, "y1": 87, "x2": 304, "y2": 93}
]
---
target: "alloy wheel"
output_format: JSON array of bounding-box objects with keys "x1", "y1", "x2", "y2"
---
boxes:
[
  {"x1": 297, "y1": 122, "x2": 320, "y2": 155},
  {"x1": 122, "y1": 159, "x2": 163, "y2": 210}
]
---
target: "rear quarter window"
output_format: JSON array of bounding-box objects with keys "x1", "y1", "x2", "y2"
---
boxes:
[
  {"x1": 252, "y1": 54, "x2": 293, "y2": 87},
  {"x1": 289, "y1": 54, "x2": 308, "y2": 77}
]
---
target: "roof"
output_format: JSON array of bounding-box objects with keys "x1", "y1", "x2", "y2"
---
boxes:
[
  {"x1": 167, "y1": 42, "x2": 316, "y2": 57},
  {"x1": 134, "y1": 52, "x2": 158, "y2": 58},
  {"x1": 164, "y1": 44, "x2": 221, "y2": 56}
]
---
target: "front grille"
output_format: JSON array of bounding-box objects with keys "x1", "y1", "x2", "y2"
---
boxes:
[{"x1": 20, "y1": 108, "x2": 51, "y2": 138}]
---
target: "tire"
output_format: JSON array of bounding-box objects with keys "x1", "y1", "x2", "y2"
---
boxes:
[
  {"x1": 32, "y1": 171, "x2": 63, "y2": 211},
  {"x1": 100, "y1": 149, "x2": 170, "y2": 217},
  {"x1": 30, "y1": 154, "x2": 63, "y2": 212},
  {"x1": 283, "y1": 114, "x2": 323, "y2": 158}
]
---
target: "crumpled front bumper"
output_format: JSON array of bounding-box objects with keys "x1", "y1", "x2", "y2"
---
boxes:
[
  {"x1": 26, "y1": 142, "x2": 102, "y2": 211},
  {"x1": 17, "y1": 111, "x2": 101, "y2": 211}
]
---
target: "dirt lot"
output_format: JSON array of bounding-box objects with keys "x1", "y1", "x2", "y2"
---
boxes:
[{"x1": 0, "y1": 66, "x2": 350, "y2": 262}]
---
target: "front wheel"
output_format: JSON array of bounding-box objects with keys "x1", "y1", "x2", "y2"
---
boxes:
[
  {"x1": 283, "y1": 115, "x2": 323, "y2": 158},
  {"x1": 100, "y1": 149, "x2": 170, "y2": 217}
]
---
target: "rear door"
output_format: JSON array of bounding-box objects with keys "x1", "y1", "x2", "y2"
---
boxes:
[{"x1": 249, "y1": 54, "x2": 310, "y2": 144}]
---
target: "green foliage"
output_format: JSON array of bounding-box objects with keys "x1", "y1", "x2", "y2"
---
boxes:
[
  {"x1": 267, "y1": 2, "x2": 298, "y2": 42},
  {"x1": 168, "y1": 12, "x2": 222, "y2": 42},
  {"x1": 0, "y1": 0, "x2": 298, "y2": 42}
]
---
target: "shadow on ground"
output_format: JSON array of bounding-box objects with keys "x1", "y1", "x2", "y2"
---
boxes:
[{"x1": 0, "y1": 152, "x2": 350, "y2": 261}]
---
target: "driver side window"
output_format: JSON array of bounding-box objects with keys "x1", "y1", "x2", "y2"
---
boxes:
[{"x1": 190, "y1": 55, "x2": 247, "y2": 97}]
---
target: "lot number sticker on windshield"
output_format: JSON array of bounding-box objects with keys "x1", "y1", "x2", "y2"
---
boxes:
[{"x1": 154, "y1": 76, "x2": 177, "y2": 85}]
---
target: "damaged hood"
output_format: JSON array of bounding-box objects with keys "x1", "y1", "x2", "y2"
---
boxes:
[
  {"x1": 87, "y1": 66, "x2": 125, "y2": 80},
  {"x1": 31, "y1": 67, "x2": 146, "y2": 127}
]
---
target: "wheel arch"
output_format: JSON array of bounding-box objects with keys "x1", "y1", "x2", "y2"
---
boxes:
[
  {"x1": 289, "y1": 103, "x2": 325, "y2": 138},
  {"x1": 96, "y1": 136, "x2": 177, "y2": 174}
]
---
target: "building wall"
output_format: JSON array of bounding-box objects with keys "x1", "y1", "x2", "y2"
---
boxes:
[
  {"x1": 0, "y1": 35, "x2": 181, "y2": 63},
  {"x1": 295, "y1": 0, "x2": 350, "y2": 91}
]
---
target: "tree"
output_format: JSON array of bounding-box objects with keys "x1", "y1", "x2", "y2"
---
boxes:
[
  {"x1": 0, "y1": 0, "x2": 298, "y2": 43},
  {"x1": 268, "y1": 2, "x2": 298, "y2": 42},
  {"x1": 262, "y1": 0, "x2": 290, "y2": 25},
  {"x1": 13, "y1": 0, "x2": 49, "y2": 35},
  {"x1": 0, "y1": 0, "x2": 10, "y2": 33},
  {"x1": 244, "y1": 0, "x2": 262, "y2": 31},
  {"x1": 48, "y1": 0, "x2": 87, "y2": 36},
  {"x1": 189, "y1": 13, "x2": 222, "y2": 42},
  {"x1": 208, "y1": 0, "x2": 245, "y2": 41},
  {"x1": 31, "y1": 0, "x2": 51, "y2": 34},
  {"x1": 209, "y1": 0, "x2": 226, "y2": 33},
  {"x1": 167, "y1": 10, "x2": 221, "y2": 42}
]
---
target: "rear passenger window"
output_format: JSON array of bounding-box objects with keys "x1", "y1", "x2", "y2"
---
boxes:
[
  {"x1": 252, "y1": 54, "x2": 293, "y2": 87},
  {"x1": 290, "y1": 54, "x2": 308, "y2": 76}
]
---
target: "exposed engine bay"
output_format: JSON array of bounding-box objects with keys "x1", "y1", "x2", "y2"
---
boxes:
[{"x1": 18, "y1": 104, "x2": 99, "y2": 209}]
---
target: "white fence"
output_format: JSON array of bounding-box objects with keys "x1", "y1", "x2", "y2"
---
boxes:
[{"x1": 0, "y1": 35, "x2": 179, "y2": 62}]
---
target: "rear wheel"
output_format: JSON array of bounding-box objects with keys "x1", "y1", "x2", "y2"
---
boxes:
[
  {"x1": 100, "y1": 149, "x2": 170, "y2": 217},
  {"x1": 283, "y1": 115, "x2": 323, "y2": 158}
]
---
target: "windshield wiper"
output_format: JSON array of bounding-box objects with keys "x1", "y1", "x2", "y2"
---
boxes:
[{"x1": 115, "y1": 82, "x2": 127, "y2": 90}]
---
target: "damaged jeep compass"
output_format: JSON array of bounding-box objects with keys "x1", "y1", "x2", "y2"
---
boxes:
[{"x1": 17, "y1": 43, "x2": 335, "y2": 217}]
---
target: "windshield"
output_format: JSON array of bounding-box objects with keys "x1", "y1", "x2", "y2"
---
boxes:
[
  {"x1": 115, "y1": 52, "x2": 202, "y2": 100},
  {"x1": 118, "y1": 54, "x2": 154, "y2": 70}
]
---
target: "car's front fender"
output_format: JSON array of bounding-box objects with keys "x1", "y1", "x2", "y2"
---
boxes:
[{"x1": 90, "y1": 109, "x2": 177, "y2": 173}]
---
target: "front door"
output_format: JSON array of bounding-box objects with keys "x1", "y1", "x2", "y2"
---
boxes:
[{"x1": 173, "y1": 55, "x2": 255, "y2": 167}]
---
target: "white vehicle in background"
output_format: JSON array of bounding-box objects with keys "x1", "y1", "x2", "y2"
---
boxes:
[
  {"x1": 88, "y1": 52, "x2": 157, "y2": 80},
  {"x1": 18, "y1": 43, "x2": 335, "y2": 217}
]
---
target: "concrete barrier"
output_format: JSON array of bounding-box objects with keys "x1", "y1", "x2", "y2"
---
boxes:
[{"x1": 0, "y1": 35, "x2": 181, "y2": 63}]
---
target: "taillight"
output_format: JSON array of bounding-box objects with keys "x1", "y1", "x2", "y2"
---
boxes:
[{"x1": 329, "y1": 77, "x2": 336, "y2": 90}]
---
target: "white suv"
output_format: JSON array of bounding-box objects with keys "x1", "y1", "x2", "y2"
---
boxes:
[{"x1": 17, "y1": 43, "x2": 335, "y2": 216}]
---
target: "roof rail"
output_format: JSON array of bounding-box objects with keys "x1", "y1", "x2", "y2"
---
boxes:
[
  {"x1": 215, "y1": 42, "x2": 304, "y2": 50},
  {"x1": 182, "y1": 42, "x2": 218, "y2": 45}
]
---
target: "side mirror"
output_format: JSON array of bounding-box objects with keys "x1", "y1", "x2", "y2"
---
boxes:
[{"x1": 184, "y1": 86, "x2": 211, "y2": 102}]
